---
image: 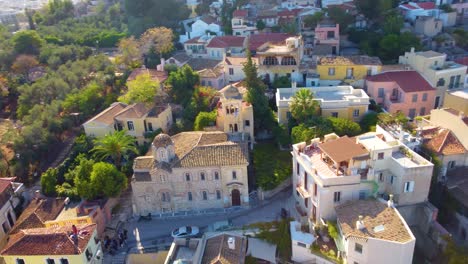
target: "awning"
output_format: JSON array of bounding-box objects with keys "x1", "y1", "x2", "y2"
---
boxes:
[{"x1": 247, "y1": 238, "x2": 277, "y2": 264}]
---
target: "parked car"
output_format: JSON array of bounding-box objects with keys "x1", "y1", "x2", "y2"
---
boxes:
[{"x1": 171, "y1": 226, "x2": 200, "y2": 238}]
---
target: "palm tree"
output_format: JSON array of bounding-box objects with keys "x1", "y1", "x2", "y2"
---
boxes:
[
  {"x1": 289, "y1": 88, "x2": 320, "y2": 122},
  {"x1": 92, "y1": 131, "x2": 138, "y2": 168}
]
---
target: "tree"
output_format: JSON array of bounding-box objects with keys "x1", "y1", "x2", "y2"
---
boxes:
[
  {"x1": 92, "y1": 131, "x2": 138, "y2": 168},
  {"x1": 139, "y1": 27, "x2": 174, "y2": 59},
  {"x1": 62, "y1": 82, "x2": 105, "y2": 118},
  {"x1": 194, "y1": 111, "x2": 217, "y2": 130},
  {"x1": 359, "y1": 112, "x2": 378, "y2": 132},
  {"x1": 290, "y1": 89, "x2": 320, "y2": 123},
  {"x1": 118, "y1": 74, "x2": 159, "y2": 105},
  {"x1": 116, "y1": 37, "x2": 141, "y2": 68},
  {"x1": 272, "y1": 76, "x2": 291, "y2": 89},
  {"x1": 12, "y1": 30, "x2": 44, "y2": 55},
  {"x1": 167, "y1": 65, "x2": 200, "y2": 106},
  {"x1": 243, "y1": 50, "x2": 275, "y2": 132},
  {"x1": 303, "y1": 12, "x2": 324, "y2": 28},
  {"x1": 382, "y1": 14, "x2": 403, "y2": 35},
  {"x1": 41, "y1": 168, "x2": 58, "y2": 196},
  {"x1": 280, "y1": 22, "x2": 298, "y2": 34},
  {"x1": 442, "y1": 236, "x2": 468, "y2": 264},
  {"x1": 355, "y1": 0, "x2": 393, "y2": 20},
  {"x1": 291, "y1": 124, "x2": 317, "y2": 143},
  {"x1": 256, "y1": 20, "x2": 266, "y2": 31},
  {"x1": 328, "y1": 117, "x2": 362, "y2": 136},
  {"x1": 327, "y1": 7, "x2": 354, "y2": 33},
  {"x1": 89, "y1": 162, "x2": 127, "y2": 199},
  {"x1": 11, "y1": 55, "x2": 39, "y2": 78}
]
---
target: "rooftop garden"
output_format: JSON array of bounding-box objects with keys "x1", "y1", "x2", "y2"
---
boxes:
[{"x1": 310, "y1": 221, "x2": 343, "y2": 264}]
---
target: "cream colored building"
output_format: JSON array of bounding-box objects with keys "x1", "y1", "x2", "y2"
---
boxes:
[
  {"x1": 443, "y1": 89, "x2": 468, "y2": 114},
  {"x1": 292, "y1": 132, "x2": 433, "y2": 225},
  {"x1": 336, "y1": 199, "x2": 416, "y2": 264},
  {"x1": 0, "y1": 224, "x2": 102, "y2": 264},
  {"x1": 398, "y1": 49, "x2": 467, "y2": 108},
  {"x1": 216, "y1": 83, "x2": 255, "y2": 144},
  {"x1": 131, "y1": 132, "x2": 250, "y2": 215},
  {"x1": 276, "y1": 84, "x2": 370, "y2": 125},
  {"x1": 83, "y1": 103, "x2": 173, "y2": 145}
]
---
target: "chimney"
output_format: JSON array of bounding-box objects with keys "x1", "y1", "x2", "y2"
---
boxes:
[
  {"x1": 387, "y1": 194, "x2": 394, "y2": 208},
  {"x1": 227, "y1": 237, "x2": 236, "y2": 250},
  {"x1": 356, "y1": 215, "x2": 365, "y2": 230},
  {"x1": 34, "y1": 190, "x2": 41, "y2": 199}
]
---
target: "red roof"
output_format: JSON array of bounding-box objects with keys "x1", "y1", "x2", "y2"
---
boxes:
[
  {"x1": 249, "y1": 33, "x2": 294, "y2": 51},
  {"x1": 417, "y1": 2, "x2": 436, "y2": 10},
  {"x1": 401, "y1": 3, "x2": 418, "y2": 10},
  {"x1": 278, "y1": 9, "x2": 302, "y2": 17},
  {"x1": 455, "y1": 56, "x2": 468, "y2": 69},
  {"x1": 206, "y1": 36, "x2": 245, "y2": 48},
  {"x1": 366, "y1": 71, "x2": 435, "y2": 93},
  {"x1": 233, "y1": 9, "x2": 248, "y2": 18},
  {"x1": 185, "y1": 36, "x2": 202, "y2": 44},
  {"x1": 0, "y1": 177, "x2": 14, "y2": 195}
]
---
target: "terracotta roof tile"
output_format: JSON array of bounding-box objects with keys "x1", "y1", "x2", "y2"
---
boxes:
[
  {"x1": 318, "y1": 136, "x2": 369, "y2": 163},
  {"x1": 127, "y1": 68, "x2": 168, "y2": 83},
  {"x1": 114, "y1": 103, "x2": 151, "y2": 119},
  {"x1": 200, "y1": 15, "x2": 218, "y2": 25},
  {"x1": 366, "y1": 71, "x2": 435, "y2": 93},
  {"x1": 249, "y1": 33, "x2": 294, "y2": 51},
  {"x1": 84, "y1": 102, "x2": 127, "y2": 125},
  {"x1": 336, "y1": 200, "x2": 413, "y2": 243},
  {"x1": 0, "y1": 177, "x2": 14, "y2": 195},
  {"x1": 425, "y1": 129, "x2": 466, "y2": 155},
  {"x1": 2, "y1": 224, "x2": 96, "y2": 256},
  {"x1": 206, "y1": 36, "x2": 245, "y2": 48},
  {"x1": 233, "y1": 9, "x2": 248, "y2": 18},
  {"x1": 319, "y1": 56, "x2": 382, "y2": 66},
  {"x1": 417, "y1": 2, "x2": 436, "y2": 10},
  {"x1": 185, "y1": 36, "x2": 202, "y2": 44},
  {"x1": 202, "y1": 234, "x2": 247, "y2": 264}
]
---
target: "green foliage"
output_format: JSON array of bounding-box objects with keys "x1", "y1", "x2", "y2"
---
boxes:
[
  {"x1": 452, "y1": 29, "x2": 468, "y2": 49},
  {"x1": 167, "y1": 65, "x2": 200, "y2": 106},
  {"x1": 379, "y1": 32, "x2": 421, "y2": 63},
  {"x1": 119, "y1": 74, "x2": 158, "y2": 105},
  {"x1": 272, "y1": 123, "x2": 291, "y2": 147},
  {"x1": 92, "y1": 130, "x2": 138, "y2": 168},
  {"x1": 327, "y1": 221, "x2": 339, "y2": 239},
  {"x1": 41, "y1": 0, "x2": 75, "y2": 25},
  {"x1": 281, "y1": 22, "x2": 298, "y2": 34},
  {"x1": 360, "y1": 112, "x2": 379, "y2": 132},
  {"x1": 328, "y1": 117, "x2": 361, "y2": 136},
  {"x1": 12, "y1": 30, "x2": 44, "y2": 55},
  {"x1": 290, "y1": 89, "x2": 320, "y2": 123},
  {"x1": 41, "y1": 168, "x2": 58, "y2": 196},
  {"x1": 443, "y1": 235, "x2": 468, "y2": 264},
  {"x1": 90, "y1": 162, "x2": 127, "y2": 199},
  {"x1": 62, "y1": 82, "x2": 105, "y2": 118},
  {"x1": 439, "y1": 4, "x2": 455, "y2": 13},
  {"x1": 194, "y1": 111, "x2": 217, "y2": 131},
  {"x1": 383, "y1": 13, "x2": 404, "y2": 35},
  {"x1": 303, "y1": 12, "x2": 324, "y2": 28},
  {"x1": 355, "y1": 0, "x2": 393, "y2": 20},
  {"x1": 326, "y1": 7, "x2": 354, "y2": 33},
  {"x1": 256, "y1": 20, "x2": 266, "y2": 31},
  {"x1": 254, "y1": 143, "x2": 292, "y2": 190},
  {"x1": 255, "y1": 219, "x2": 292, "y2": 261},
  {"x1": 291, "y1": 124, "x2": 317, "y2": 143},
  {"x1": 272, "y1": 76, "x2": 291, "y2": 89},
  {"x1": 125, "y1": 0, "x2": 190, "y2": 36}
]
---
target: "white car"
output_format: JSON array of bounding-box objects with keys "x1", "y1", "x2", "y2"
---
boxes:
[{"x1": 171, "y1": 226, "x2": 200, "y2": 238}]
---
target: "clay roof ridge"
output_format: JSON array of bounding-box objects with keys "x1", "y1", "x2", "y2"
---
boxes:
[
  {"x1": 438, "y1": 129, "x2": 450, "y2": 153},
  {"x1": 216, "y1": 233, "x2": 225, "y2": 262}
]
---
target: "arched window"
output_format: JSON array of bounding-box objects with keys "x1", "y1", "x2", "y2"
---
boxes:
[
  {"x1": 202, "y1": 191, "x2": 208, "y2": 200},
  {"x1": 216, "y1": 190, "x2": 222, "y2": 200},
  {"x1": 263, "y1": 56, "x2": 278, "y2": 65},
  {"x1": 188, "y1": 192, "x2": 193, "y2": 201},
  {"x1": 281, "y1": 56, "x2": 296, "y2": 65},
  {"x1": 214, "y1": 171, "x2": 220, "y2": 180},
  {"x1": 185, "y1": 173, "x2": 191, "y2": 181},
  {"x1": 200, "y1": 172, "x2": 206, "y2": 181}
]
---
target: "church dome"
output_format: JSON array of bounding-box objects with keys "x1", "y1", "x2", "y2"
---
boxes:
[{"x1": 152, "y1": 133, "x2": 173, "y2": 148}]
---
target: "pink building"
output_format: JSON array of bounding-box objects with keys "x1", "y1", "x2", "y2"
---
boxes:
[
  {"x1": 366, "y1": 71, "x2": 436, "y2": 119},
  {"x1": 314, "y1": 22, "x2": 340, "y2": 55}
]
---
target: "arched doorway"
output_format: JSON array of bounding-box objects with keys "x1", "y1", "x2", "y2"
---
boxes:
[{"x1": 231, "y1": 189, "x2": 241, "y2": 206}]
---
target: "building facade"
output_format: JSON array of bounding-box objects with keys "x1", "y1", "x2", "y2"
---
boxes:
[
  {"x1": 443, "y1": 89, "x2": 468, "y2": 114},
  {"x1": 132, "y1": 132, "x2": 250, "y2": 215},
  {"x1": 314, "y1": 23, "x2": 340, "y2": 55},
  {"x1": 0, "y1": 178, "x2": 20, "y2": 248},
  {"x1": 276, "y1": 85, "x2": 370, "y2": 125},
  {"x1": 316, "y1": 56, "x2": 382, "y2": 85}
]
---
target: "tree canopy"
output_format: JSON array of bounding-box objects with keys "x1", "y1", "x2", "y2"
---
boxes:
[
  {"x1": 12, "y1": 30, "x2": 44, "y2": 55},
  {"x1": 194, "y1": 111, "x2": 217, "y2": 131},
  {"x1": 167, "y1": 65, "x2": 200, "y2": 106},
  {"x1": 118, "y1": 74, "x2": 159, "y2": 105},
  {"x1": 89, "y1": 162, "x2": 127, "y2": 199},
  {"x1": 92, "y1": 130, "x2": 138, "y2": 168},
  {"x1": 289, "y1": 89, "x2": 320, "y2": 123}
]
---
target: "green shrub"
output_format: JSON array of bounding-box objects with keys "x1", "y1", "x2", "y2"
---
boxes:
[{"x1": 327, "y1": 221, "x2": 339, "y2": 239}]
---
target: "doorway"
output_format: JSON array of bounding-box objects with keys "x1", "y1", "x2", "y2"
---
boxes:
[{"x1": 231, "y1": 189, "x2": 241, "y2": 206}]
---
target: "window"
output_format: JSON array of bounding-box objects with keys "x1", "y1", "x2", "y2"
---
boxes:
[
  {"x1": 378, "y1": 88, "x2": 384, "y2": 98},
  {"x1": 377, "y1": 152, "x2": 384, "y2": 160},
  {"x1": 148, "y1": 122, "x2": 153, "y2": 131},
  {"x1": 305, "y1": 197, "x2": 308, "y2": 208},
  {"x1": 422, "y1": 93, "x2": 428, "y2": 102},
  {"x1": 232, "y1": 171, "x2": 237, "y2": 179},
  {"x1": 367, "y1": 68, "x2": 372, "y2": 76},
  {"x1": 85, "y1": 248, "x2": 93, "y2": 261},
  {"x1": 296, "y1": 162, "x2": 300, "y2": 175},
  {"x1": 333, "y1": 191, "x2": 341, "y2": 203},
  {"x1": 409, "y1": 108, "x2": 416, "y2": 119},
  {"x1": 229, "y1": 68, "x2": 234, "y2": 75},
  {"x1": 379, "y1": 173, "x2": 384, "y2": 182},
  {"x1": 216, "y1": 190, "x2": 221, "y2": 200},
  {"x1": 390, "y1": 175, "x2": 395, "y2": 185},
  {"x1": 449, "y1": 75, "x2": 456, "y2": 89},
  {"x1": 214, "y1": 171, "x2": 220, "y2": 180},
  {"x1": 188, "y1": 192, "x2": 193, "y2": 201},
  {"x1": 46, "y1": 259, "x2": 55, "y2": 264},
  {"x1": 313, "y1": 183, "x2": 318, "y2": 196},
  {"x1": 185, "y1": 173, "x2": 191, "y2": 181},
  {"x1": 161, "y1": 192, "x2": 167, "y2": 202},
  {"x1": 245, "y1": 120, "x2": 250, "y2": 126},
  {"x1": 201, "y1": 80, "x2": 206, "y2": 86},
  {"x1": 2, "y1": 221, "x2": 9, "y2": 233},
  {"x1": 60, "y1": 259, "x2": 69, "y2": 264},
  {"x1": 7, "y1": 211, "x2": 14, "y2": 227},
  {"x1": 127, "y1": 121, "x2": 134, "y2": 131},
  {"x1": 200, "y1": 172, "x2": 206, "y2": 181},
  {"x1": 412, "y1": 94, "x2": 418, "y2": 102},
  {"x1": 281, "y1": 56, "x2": 296, "y2": 65},
  {"x1": 359, "y1": 190, "x2": 367, "y2": 200},
  {"x1": 420, "y1": 107, "x2": 426, "y2": 116},
  {"x1": 160, "y1": 175, "x2": 166, "y2": 183},
  {"x1": 355, "y1": 243, "x2": 363, "y2": 253},
  {"x1": 328, "y1": 67, "x2": 335, "y2": 76},
  {"x1": 16, "y1": 259, "x2": 25, "y2": 264},
  {"x1": 437, "y1": 78, "x2": 445, "y2": 87},
  {"x1": 331, "y1": 112, "x2": 338, "y2": 118},
  {"x1": 327, "y1": 30, "x2": 335, "y2": 39},
  {"x1": 297, "y1": 242, "x2": 307, "y2": 248},
  {"x1": 404, "y1": 181, "x2": 415, "y2": 193},
  {"x1": 346, "y1": 67, "x2": 354, "y2": 78},
  {"x1": 208, "y1": 81, "x2": 212, "y2": 87},
  {"x1": 353, "y1": 109, "x2": 360, "y2": 117},
  {"x1": 263, "y1": 56, "x2": 278, "y2": 65},
  {"x1": 448, "y1": 160, "x2": 456, "y2": 169},
  {"x1": 202, "y1": 191, "x2": 208, "y2": 200}
]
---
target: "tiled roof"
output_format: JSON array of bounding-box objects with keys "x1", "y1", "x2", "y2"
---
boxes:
[
  {"x1": 249, "y1": 33, "x2": 294, "y2": 51},
  {"x1": 206, "y1": 36, "x2": 245, "y2": 48},
  {"x1": 454, "y1": 56, "x2": 468, "y2": 66},
  {"x1": 319, "y1": 56, "x2": 382, "y2": 66},
  {"x1": 9, "y1": 198, "x2": 66, "y2": 235},
  {"x1": 200, "y1": 15, "x2": 218, "y2": 25},
  {"x1": 171, "y1": 52, "x2": 191, "y2": 63},
  {"x1": 318, "y1": 136, "x2": 369, "y2": 163},
  {"x1": 84, "y1": 102, "x2": 127, "y2": 125},
  {"x1": 127, "y1": 68, "x2": 168, "y2": 83},
  {"x1": 153, "y1": 133, "x2": 173, "y2": 148},
  {"x1": 278, "y1": 9, "x2": 302, "y2": 17},
  {"x1": 416, "y1": 50, "x2": 444, "y2": 58},
  {"x1": 0, "y1": 177, "x2": 14, "y2": 195},
  {"x1": 201, "y1": 234, "x2": 247, "y2": 264},
  {"x1": 186, "y1": 58, "x2": 222, "y2": 71},
  {"x1": 366, "y1": 71, "x2": 435, "y2": 93},
  {"x1": 401, "y1": 3, "x2": 417, "y2": 10},
  {"x1": 133, "y1": 132, "x2": 249, "y2": 173},
  {"x1": 185, "y1": 36, "x2": 202, "y2": 44},
  {"x1": 224, "y1": 56, "x2": 259, "y2": 66},
  {"x1": 336, "y1": 200, "x2": 413, "y2": 243},
  {"x1": 114, "y1": 103, "x2": 151, "y2": 119},
  {"x1": 2, "y1": 224, "x2": 96, "y2": 256},
  {"x1": 198, "y1": 68, "x2": 223, "y2": 78},
  {"x1": 417, "y1": 2, "x2": 436, "y2": 10},
  {"x1": 425, "y1": 129, "x2": 466, "y2": 155},
  {"x1": 233, "y1": 9, "x2": 248, "y2": 18}
]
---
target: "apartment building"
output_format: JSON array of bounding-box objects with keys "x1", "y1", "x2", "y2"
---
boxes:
[
  {"x1": 365, "y1": 70, "x2": 437, "y2": 119},
  {"x1": 443, "y1": 89, "x2": 468, "y2": 114},
  {"x1": 131, "y1": 132, "x2": 249, "y2": 215},
  {"x1": 314, "y1": 22, "x2": 340, "y2": 55},
  {"x1": 276, "y1": 85, "x2": 369, "y2": 125},
  {"x1": 399, "y1": 49, "x2": 467, "y2": 108},
  {"x1": 292, "y1": 132, "x2": 433, "y2": 225},
  {"x1": 0, "y1": 178, "x2": 22, "y2": 248},
  {"x1": 231, "y1": 9, "x2": 257, "y2": 36}
]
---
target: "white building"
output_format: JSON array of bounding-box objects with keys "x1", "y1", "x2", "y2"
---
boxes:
[
  {"x1": 180, "y1": 16, "x2": 222, "y2": 44},
  {"x1": 320, "y1": 0, "x2": 353, "y2": 8}
]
